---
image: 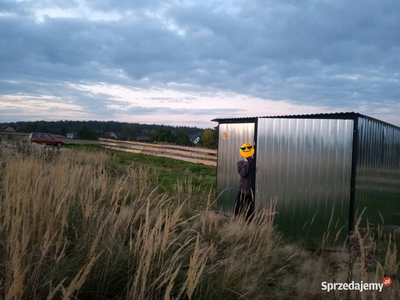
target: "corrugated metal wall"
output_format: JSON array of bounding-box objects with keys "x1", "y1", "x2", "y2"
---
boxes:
[
  {"x1": 217, "y1": 123, "x2": 255, "y2": 210},
  {"x1": 256, "y1": 118, "x2": 354, "y2": 246},
  {"x1": 355, "y1": 117, "x2": 400, "y2": 228}
]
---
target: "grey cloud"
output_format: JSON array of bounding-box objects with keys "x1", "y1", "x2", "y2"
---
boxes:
[
  {"x1": 127, "y1": 106, "x2": 240, "y2": 116},
  {"x1": 0, "y1": 108, "x2": 25, "y2": 117},
  {"x1": 0, "y1": 0, "x2": 399, "y2": 125},
  {"x1": 148, "y1": 97, "x2": 196, "y2": 103}
]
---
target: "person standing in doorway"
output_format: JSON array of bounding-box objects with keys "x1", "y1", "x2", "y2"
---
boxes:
[{"x1": 234, "y1": 143, "x2": 255, "y2": 222}]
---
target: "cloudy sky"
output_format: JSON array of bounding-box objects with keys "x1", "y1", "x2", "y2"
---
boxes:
[{"x1": 0, "y1": 0, "x2": 399, "y2": 127}]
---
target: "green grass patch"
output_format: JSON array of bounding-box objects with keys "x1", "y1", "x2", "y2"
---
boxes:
[
  {"x1": 64, "y1": 144, "x2": 103, "y2": 151},
  {"x1": 65, "y1": 144, "x2": 216, "y2": 193},
  {"x1": 62, "y1": 138, "x2": 99, "y2": 145},
  {"x1": 113, "y1": 150, "x2": 216, "y2": 193}
]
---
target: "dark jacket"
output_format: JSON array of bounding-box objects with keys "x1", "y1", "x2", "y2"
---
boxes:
[{"x1": 237, "y1": 157, "x2": 255, "y2": 196}]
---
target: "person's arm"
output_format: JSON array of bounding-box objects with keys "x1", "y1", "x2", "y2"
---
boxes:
[{"x1": 237, "y1": 160, "x2": 250, "y2": 177}]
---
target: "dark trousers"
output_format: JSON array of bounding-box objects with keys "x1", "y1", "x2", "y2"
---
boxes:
[{"x1": 234, "y1": 191, "x2": 255, "y2": 222}]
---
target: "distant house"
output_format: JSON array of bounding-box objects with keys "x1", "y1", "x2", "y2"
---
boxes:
[
  {"x1": 2, "y1": 126, "x2": 15, "y2": 133},
  {"x1": 136, "y1": 135, "x2": 151, "y2": 142},
  {"x1": 189, "y1": 134, "x2": 201, "y2": 144},
  {"x1": 67, "y1": 132, "x2": 79, "y2": 139},
  {"x1": 105, "y1": 132, "x2": 118, "y2": 139}
]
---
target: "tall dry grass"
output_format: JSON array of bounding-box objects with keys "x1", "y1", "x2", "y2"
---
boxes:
[
  {"x1": 0, "y1": 144, "x2": 235, "y2": 299},
  {"x1": 0, "y1": 142, "x2": 399, "y2": 299}
]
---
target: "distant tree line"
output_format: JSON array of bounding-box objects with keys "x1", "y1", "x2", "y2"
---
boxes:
[{"x1": 0, "y1": 120, "x2": 218, "y2": 148}]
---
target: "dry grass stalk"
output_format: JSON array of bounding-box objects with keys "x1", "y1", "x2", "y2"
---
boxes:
[
  {"x1": 1, "y1": 143, "x2": 399, "y2": 300},
  {"x1": 186, "y1": 235, "x2": 211, "y2": 300},
  {"x1": 62, "y1": 253, "x2": 102, "y2": 300},
  {"x1": 164, "y1": 263, "x2": 182, "y2": 300}
]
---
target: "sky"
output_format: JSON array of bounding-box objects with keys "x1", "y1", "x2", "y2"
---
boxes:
[{"x1": 0, "y1": 0, "x2": 399, "y2": 128}]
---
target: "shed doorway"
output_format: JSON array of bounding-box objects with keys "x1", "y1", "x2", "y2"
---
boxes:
[{"x1": 217, "y1": 122, "x2": 255, "y2": 210}]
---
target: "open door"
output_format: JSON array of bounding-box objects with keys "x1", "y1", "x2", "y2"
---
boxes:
[{"x1": 217, "y1": 123, "x2": 255, "y2": 211}]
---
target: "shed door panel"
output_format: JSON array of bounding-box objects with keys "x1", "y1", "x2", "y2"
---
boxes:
[
  {"x1": 217, "y1": 123, "x2": 255, "y2": 210},
  {"x1": 355, "y1": 117, "x2": 400, "y2": 229},
  {"x1": 256, "y1": 118, "x2": 354, "y2": 247}
]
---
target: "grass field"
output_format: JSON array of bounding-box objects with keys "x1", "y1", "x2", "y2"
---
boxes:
[
  {"x1": 66, "y1": 144, "x2": 216, "y2": 193},
  {"x1": 0, "y1": 141, "x2": 398, "y2": 300},
  {"x1": 63, "y1": 138, "x2": 100, "y2": 145}
]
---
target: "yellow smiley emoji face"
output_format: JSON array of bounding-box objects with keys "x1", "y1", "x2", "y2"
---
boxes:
[{"x1": 240, "y1": 143, "x2": 254, "y2": 158}]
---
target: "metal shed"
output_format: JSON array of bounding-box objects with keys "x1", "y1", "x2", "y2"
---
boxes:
[{"x1": 213, "y1": 112, "x2": 400, "y2": 247}]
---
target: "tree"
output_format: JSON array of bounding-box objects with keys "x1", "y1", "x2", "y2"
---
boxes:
[
  {"x1": 154, "y1": 129, "x2": 175, "y2": 143},
  {"x1": 201, "y1": 129, "x2": 217, "y2": 149},
  {"x1": 75, "y1": 125, "x2": 98, "y2": 140},
  {"x1": 120, "y1": 123, "x2": 136, "y2": 141},
  {"x1": 0, "y1": 120, "x2": 206, "y2": 141},
  {"x1": 175, "y1": 130, "x2": 192, "y2": 146},
  {"x1": 37, "y1": 121, "x2": 49, "y2": 133},
  {"x1": 150, "y1": 129, "x2": 158, "y2": 141},
  {"x1": 213, "y1": 126, "x2": 219, "y2": 147},
  {"x1": 141, "y1": 129, "x2": 151, "y2": 136}
]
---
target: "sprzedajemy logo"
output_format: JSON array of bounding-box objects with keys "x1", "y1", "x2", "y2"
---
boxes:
[
  {"x1": 383, "y1": 277, "x2": 392, "y2": 287},
  {"x1": 321, "y1": 278, "x2": 392, "y2": 293}
]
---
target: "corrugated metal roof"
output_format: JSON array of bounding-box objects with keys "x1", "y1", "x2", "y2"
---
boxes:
[
  {"x1": 212, "y1": 112, "x2": 358, "y2": 122},
  {"x1": 212, "y1": 112, "x2": 400, "y2": 130}
]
